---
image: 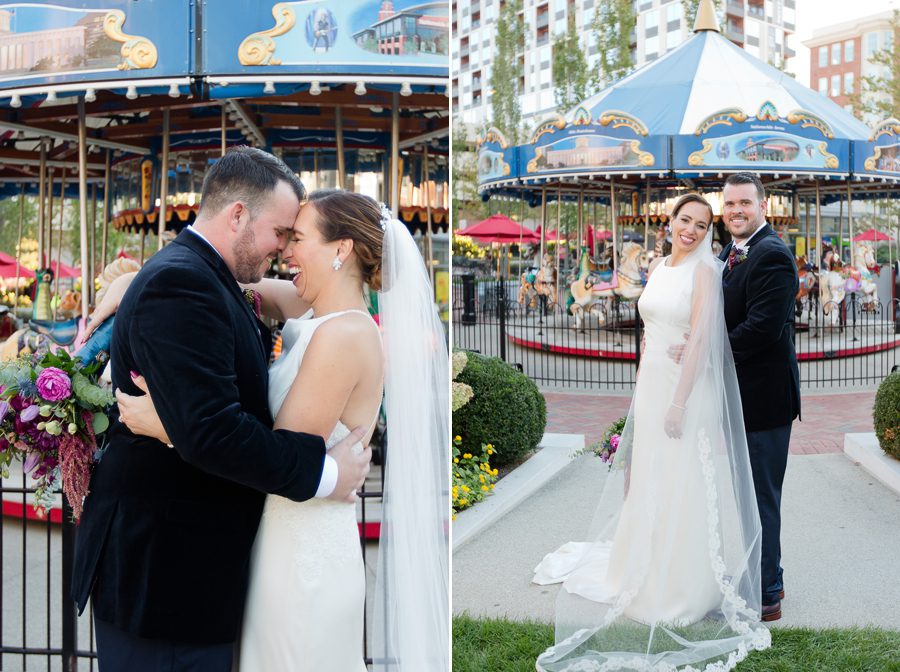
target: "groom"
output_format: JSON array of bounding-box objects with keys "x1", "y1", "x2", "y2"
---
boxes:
[
  {"x1": 72, "y1": 147, "x2": 372, "y2": 671},
  {"x1": 720, "y1": 172, "x2": 800, "y2": 622}
]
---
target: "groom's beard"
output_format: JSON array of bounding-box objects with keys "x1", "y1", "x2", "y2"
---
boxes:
[{"x1": 233, "y1": 223, "x2": 269, "y2": 284}]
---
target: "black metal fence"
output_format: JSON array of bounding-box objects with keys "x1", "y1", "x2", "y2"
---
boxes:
[{"x1": 452, "y1": 268, "x2": 900, "y2": 390}]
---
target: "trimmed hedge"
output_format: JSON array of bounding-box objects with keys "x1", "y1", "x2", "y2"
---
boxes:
[
  {"x1": 452, "y1": 351, "x2": 546, "y2": 467},
  {"x1": 873, "y1": 371, "x2": 900, "y2": 460}
]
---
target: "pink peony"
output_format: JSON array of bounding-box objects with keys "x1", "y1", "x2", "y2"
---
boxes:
[
  {"x1": 36, "y1": 367, "x2": 71, "y2": 402},
  {"x1": 610, "y1": 434, "x2": 620, "y2": 450}
]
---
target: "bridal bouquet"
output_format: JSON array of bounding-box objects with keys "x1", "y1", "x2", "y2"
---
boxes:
[
  {"x1": 592, "y1": 416, "x2": 627, "y2": 467},
  {"x1": 0, "y1": 349, "x2": 114, "y2": 520}
]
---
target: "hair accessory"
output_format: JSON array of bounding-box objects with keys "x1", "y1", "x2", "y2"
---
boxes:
[
  {"x1": 379, "y1": 203, "x2": 392, "y2": 232},
  {"x1": 332, "y1": 256, "x2": 343, "y2": 271}
]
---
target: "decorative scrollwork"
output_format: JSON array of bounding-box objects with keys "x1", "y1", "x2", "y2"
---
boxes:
[
  {"x1": 526, "y1": 148, "x2": 545, "y2": 173},
  {"x1": 688, "y1": 140, "x2": 714, "y2": 166},
  {"x1": 597, "y1": 110, "x2": 649, "y2": 136},
  {"x1": 693, "y1": 108, "x2": 748, "y2": 135},
  {"x1": 478, "y1": 127, "x2": 509, "y2": 149},
  {"x1": 103, "y1": 10, "x2": 158, "y2": 70},
  {"x1": 530, "y1": 115, "x2": 567, "y2": 144},
  {"x1": 630, "y1": 141, "x2": 655, "y2": 166},
  {"x1": 817, "y1": 142, "x2": 839, "y2": 169},
  {"x1": 572, "y1": 106, "x2": 592, "y2": 126},
  {"x1": 869, "y1": 118, "x2": 900, "y2": 141},
  {"x1": 864, "y1": 148, "x2": 881, "y2": 172},
  {"x1": 238, "y1": 3, "x2": 296, "y2": 66},
  {"x1": 756, "y1": 101, "x2": 779, "y2": 122},
  {"x1": 786, "y1": 110, "x2": 834, "y2": 139}
]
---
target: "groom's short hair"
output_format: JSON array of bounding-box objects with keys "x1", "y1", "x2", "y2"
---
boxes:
[
  {"x1": 199, "y1": 146, "x2": 306, "y2": 219},
  {"x1": 724, "y1": 172, "x2": 765, "y2": 202}
]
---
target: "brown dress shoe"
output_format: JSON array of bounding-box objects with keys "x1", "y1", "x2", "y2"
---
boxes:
[
  {"x1": 761, "y1": 600, "x2": 782, "y2": 622},
  {"x1": 779, "y1": 589, "x2": 785, "y2": 600}
]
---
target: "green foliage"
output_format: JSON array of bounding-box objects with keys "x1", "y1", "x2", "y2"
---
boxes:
[
  {"x1": 552, "y1": 13, "x2": 590, "y2": 113},
  {"x1": 453, "y1": 616, "x2": 900, "y2": 672},
  {"x1": 590, "y1": 0, "x2": 635, "y2": 90},
  {"x1": 873, "y1": 372, "x2": 900, "y2": 459},
  {"x1": 451, "y1": 123, "x2": 490, "y2": 225},
  {"x1": 452, "y1": 437, "x2": 498, "y2": 514},
  {"x1": 452, "y1": 351, "x2": 546, "y2": 467},
  {"x1": 490, "y1": 0, "x2": 526, "y2": 145},
  {"x1": 853, "y1": 10, "x2": 900, "y2": 120}
]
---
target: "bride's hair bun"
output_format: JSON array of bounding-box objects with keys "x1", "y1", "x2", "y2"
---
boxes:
[{"x1": 306, "y1": 189, "x2": 384, "y2": 290}]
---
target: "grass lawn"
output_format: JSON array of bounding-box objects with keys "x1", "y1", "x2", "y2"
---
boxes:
[{"x1": 453, "y1": 615, "x2": 900, "y2": 672}]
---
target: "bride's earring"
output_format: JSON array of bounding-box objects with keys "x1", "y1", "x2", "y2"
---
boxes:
[{"x1": 332, "y1": 256, "x2": 343, "y2": 271}]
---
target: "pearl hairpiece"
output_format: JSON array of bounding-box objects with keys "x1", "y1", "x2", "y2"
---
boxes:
[{"x1": 379, "y1": 203, "x2": 392, "y2": 232}]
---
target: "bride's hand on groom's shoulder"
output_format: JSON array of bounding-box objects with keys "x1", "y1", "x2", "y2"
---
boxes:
[{"x1": 328, "y1": 426, "x2": 372, "y2": 503}]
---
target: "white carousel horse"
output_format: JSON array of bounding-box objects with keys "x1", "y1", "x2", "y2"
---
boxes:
[
  {"x1": 569, "y1": 242, "x2": 650, "y2": 332},
  {"x1": 847, "y1": 244, "x2": 879, "y2": 311},
  {"x1": 518, "y1": 253, "x2": 557, "y2": 312},
  {"x1": 819, "y1": 267, "x2": 847, "y2": 327}
]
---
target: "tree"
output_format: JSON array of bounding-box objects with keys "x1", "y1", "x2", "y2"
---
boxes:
[
  {"x1": 590, "y1": 0, "x2": 635, "y2": 90},
  {"x1": 852, "y1": 10, "x2": 900, "y2": 121},
  {"x1": 490, "y1": 0, "x2": 526, "y2": 145},
  {"x1": 451, "y1": 124, "x2": 489, "y2": 226},
  {"x1": 552, "y1": 11, "x2": 590, "y2": 113}
]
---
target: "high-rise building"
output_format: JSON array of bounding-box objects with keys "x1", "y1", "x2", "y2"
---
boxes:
[
  {"x1": 452, "y1": 0, "x2": 796, "y2": 135},
  {"x1": 803, "y1": 9, "x2": 895, "y2": 123}
]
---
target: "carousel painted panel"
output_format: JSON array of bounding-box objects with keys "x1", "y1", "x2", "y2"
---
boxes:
[
  {"x1": 518, "y1": 110, "x2": 667, "y2": 177},
  {"x1": 672, "y1": 103, "x2": 849, "y2": 174},
  {"x1": 0, "y1": 0, "x2": 191, "y2": 92},
  {"x1": 852, "y1": 119, "x2": 900, "y2": 179},
  {"x1": 204, "y1": 0, "x2": 449, "y2": 79},
  {"x1": 476, "y1": 127, "x2": 516, "y2": 187}
]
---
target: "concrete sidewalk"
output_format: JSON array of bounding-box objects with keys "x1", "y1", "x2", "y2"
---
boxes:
[{"x1": 453, "y1": 390, "x2": 900, "y2": 630}]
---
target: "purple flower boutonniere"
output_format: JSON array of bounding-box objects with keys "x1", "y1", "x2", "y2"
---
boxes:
[{"x1": 727, "y1": 247, "x2": 748, "y2": 271}]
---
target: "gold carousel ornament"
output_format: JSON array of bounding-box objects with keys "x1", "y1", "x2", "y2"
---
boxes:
[
  {"x1": 103, "y1": 10, "x2": 158, "y2": 70},
  {"x1": 238, "y1": 3, "x2": 297, "y2": 66}
]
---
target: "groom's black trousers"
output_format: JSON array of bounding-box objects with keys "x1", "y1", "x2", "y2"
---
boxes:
[
  {"x1": 746, "y1": 424, "x2": 792, "y2": 606},
  {"x1": 95, "y1": 618, "x2": 234, "y2": 672}
]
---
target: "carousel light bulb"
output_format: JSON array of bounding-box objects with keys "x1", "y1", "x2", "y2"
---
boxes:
[
  {"x1": 84, "y1": 88, "x2": 96, "y2": 103},
  {"x1": 168, "y1": 83, "x2": 180, "y2": 98},
  {"x1": 263, "y1": 81, "x2": 276, "y2": 94},
  {"x1": 355, "y1": 81, "x2": 366, "y2": 96},
  {"x1": 309, "y1": 81, "x2": 322, "y2": 96},
  {"x1": 126, "y1": 85, "x2": 138, "y2": 100},
  {"x1": 9, "y1": 94, "x2": 21, "y2": 108},
  {"x1": 400, "y1": 82, "x2": 412, "y2": 97},
  {"x1": 45, "y1": 90, "x2": 57, "y2": 103}
]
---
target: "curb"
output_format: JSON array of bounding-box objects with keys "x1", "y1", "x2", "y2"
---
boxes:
[
  {"x1": 452, "y1": 432, "x2": 583, "y2": 552},
  {"x1": 843, "y1": 432, "x2": 900, "y2": 496}
]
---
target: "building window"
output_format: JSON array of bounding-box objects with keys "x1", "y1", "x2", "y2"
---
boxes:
[
  {"x1": 844, "y1": 40, "x2": 854, "y2": 63},
  {"x1": 867, "y1": 31, "x2": 878, "y2": 56},
  {"x1": 645, "y1": 9, "x2": 658, "y2": 30},
  {"x1": 645, "y1": 34, "x2": 659, "y2": 58},
  {"x1": 831, "y1": 42, "x2": 840, "y2": 65},
  {"x1": 818, "y1": 77, "x2": 827, "y2": 95},
  {"x1": 666, "y1": 3, "x2": 681, "y2": 24},
  {"x1": 844, "y1": 72, "x2": 854, "y2": 94},
  {"x1": 818, "y1": 45, "x2": 827, "y2": 67},
  {"x1": 830, "y1": 74, "x2": 840, "y2": 97},
  {"x1": 884, "y1": 30, "x2": 894, "y2": 51}
]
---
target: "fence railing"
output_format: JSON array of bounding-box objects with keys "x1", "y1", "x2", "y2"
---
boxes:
[{"x1": 452, "y1": 270, "x2": 900, "y2": 390}]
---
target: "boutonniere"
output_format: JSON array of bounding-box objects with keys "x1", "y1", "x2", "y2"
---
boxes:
[
  {"x1": 243, "y1": 288, "x2": 262, "y2": 319},
  {"x1": 727, "y1": 246, "x2": 748, "y2": 271}
]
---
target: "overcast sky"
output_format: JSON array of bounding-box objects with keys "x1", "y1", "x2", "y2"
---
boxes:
[{"x1": 790, "y1": 0, "x2": 898, "y2": 86}]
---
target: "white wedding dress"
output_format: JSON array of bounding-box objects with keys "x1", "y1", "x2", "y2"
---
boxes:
[
  {"x1": 239, "y1": 309, "x2": 373, "y2": 672},
  {"x1": 534, "y1": 250, "x2": 770, "y2": 671}
]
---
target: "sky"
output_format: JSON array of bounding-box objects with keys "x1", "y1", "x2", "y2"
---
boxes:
[{"x1": 791, "y1": 0, "x2": 898, "y2": 86}]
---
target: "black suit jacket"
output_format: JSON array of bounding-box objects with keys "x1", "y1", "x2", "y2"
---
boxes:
[
  {"x1": 72, "y1": 230, "x2": 327, "y2": 644},
  {"x1": 720, "y1": 224, "x2": 801, "y2": 432}
]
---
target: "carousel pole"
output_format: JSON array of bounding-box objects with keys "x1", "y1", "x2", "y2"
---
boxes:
[
  {"x1": 805, "y1": 195, "x2": 811, "y2": 262},
  {"x1": 101, "y1": 149, "x2": 111, "y2": 270},
  {"x1": 577, "y1": 187, "x2": 584, "y2": 263},
  {"x1": 540, "y1": 185, "x2": 547, "y2": 262},
  {"x1": 14, "y1": 185, "x2": 24, "y2": 314},
  {"x1": 90, "y1": 183, "x2": 97, "y2": 306},
  {"x1": 847, "y1": 179, "x2": 854, "y2": 263},
  {"x1": 815, "y1": 180, "x2": 822, "y2": 271},
  {"x1": 140, "y1": 229, "x2": 147, "y2": 265},
  {"x1": 592, "y1": 199, "x2": 598, "y2": 257},
  {"x1": 644, "y1": 177, "x2": 651, "y2": 250},
  {"x1": 792, "y1": 190, "x2": 799, "y2": 255},
  {"x1": 47, "y1": 167, "x2": 55, "y2": 274},
  {"x1": 53, "y1": 169, "x2": 66, "y2": 320},
  {"x1": 38, "y1": 138, "x2": 47, "y2": 267},
  {"x1": 221, "y1": 104, "x2": 227, "y2": 157},
  {"x1": 391, "y1": 92, "x2": 400, "y2": 217},
  {"x1": 611, "y1": 177, "x2": 619, "y2": 273},
  {"x1": 424, "y1": 144, "x2": 435, "y2": 286},
  {"x1": 838, "y1": 195, "x2": 844, "y2": 260},
  {"x1": 335, "y1": 107, "x2": 346, "y2": 190},
  {"x1": 555, "y1": 188, "x2": 561, "y2": 288},
  {"x1": 78, "y1": 98, "x2": 90, "y2": 320},
  {"x1": 158, "y1": 108, "x2": 170, "y2": 251}
]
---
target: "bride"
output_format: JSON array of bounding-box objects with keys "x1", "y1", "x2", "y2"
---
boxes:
[
  {"x1": 117, "y1": 190, "x2": 448, "y2": 671},
  {"x1": 532, "y1": 194, "x2": 771, "y2": 671}
]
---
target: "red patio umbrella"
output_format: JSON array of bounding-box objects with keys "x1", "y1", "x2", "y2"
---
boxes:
[
  {"x1": 853, "y1": 228, "x2": 891, "y2": 242},
  {"x1": 534, "y1": 226, "x2": 565, "y2": 242},
  {"x1": 455, "y1": 214, "x2": 540, "y2": 243},
  {"x1": 45, "y1": 261, "x2": 80, "y2": 279},
  {"x1": 0, "y1": 262, "x2": 35, "y2": 279}
]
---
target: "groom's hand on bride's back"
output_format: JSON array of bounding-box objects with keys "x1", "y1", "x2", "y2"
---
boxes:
[{"x1": 328, "y1": 426, "x2": 372, "y2": 503}]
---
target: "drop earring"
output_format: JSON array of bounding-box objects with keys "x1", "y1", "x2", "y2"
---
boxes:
[{"x1": 332, "y1": 256, "x2": 343, "y2": 271}]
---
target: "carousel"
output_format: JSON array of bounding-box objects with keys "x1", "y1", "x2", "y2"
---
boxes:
[
  {"x1": 474, "y1": 0, "x2": 900, "y2": 362},
  {"x1": 0, "y1": 0, "x2": 449, "y2": 523}
]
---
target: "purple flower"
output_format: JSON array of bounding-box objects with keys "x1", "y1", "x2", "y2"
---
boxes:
[
  {"x1": 610, "y1": 434, "x2": 620, "y2": 450},
  {"x1": 22, "y1": 451, "x2": 41, "y2": 475},
  {"x1": 20, "y1": 404, "x2": 40, "y2": 422},
  {"x1": 0, "y1": 400, "x2": 9, "y2": 419},
  {"x1": 36, "y1": 367, "x2": 71, "y2": 402}
]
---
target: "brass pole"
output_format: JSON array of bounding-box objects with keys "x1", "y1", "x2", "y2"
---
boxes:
[
  {"x1": 78, "y1": 98, "x2": 90, "y2": 320},
  {"x1": 101, "y1": 149, "x2": 111, "y2": 270},
  {"x1": 158, "y1": 108, "x2": 170, "y2": 250},
  {"x1": 335, "y1": 106, "x2": 346, "y2": 190}
]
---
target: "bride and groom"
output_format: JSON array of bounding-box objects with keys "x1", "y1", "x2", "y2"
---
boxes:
[
  {"x1": 534, "y1": 173, "x2": 800, "y2": 671},
  {"x1": 71, "y1": 147, "x2": 449, "y2": 671}
]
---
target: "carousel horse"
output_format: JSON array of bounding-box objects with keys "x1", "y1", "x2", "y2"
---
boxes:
[
  {"x1": 795, "y1": 256, "x2": 818, "y2": 317},
  {"x1": 518, "y1": 253, "x2": 557, "y2": 312},
  {"x1": 848, "y1": 243, "x2": 880, "y2": 311},
  {"x1": 819, "y1": 261, "x2": 848, "y2": 327},
  {"x1": 569, "y1": 242, "x2": 651, "y2": 331}
]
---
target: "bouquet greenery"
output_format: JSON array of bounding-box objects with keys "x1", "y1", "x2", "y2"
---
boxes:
[{"x1": 0, "y1": 349, "x2": 114, "y2": 520}]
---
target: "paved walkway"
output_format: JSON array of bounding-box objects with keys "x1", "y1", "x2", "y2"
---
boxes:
[{"x1": 454, "y1": 388, "x2": 900, "y2": 631}]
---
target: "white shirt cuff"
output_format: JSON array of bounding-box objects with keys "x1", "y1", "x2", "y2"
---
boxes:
[{"x1": 314, "y1": 455, "x2": 338, "y2": 498}]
